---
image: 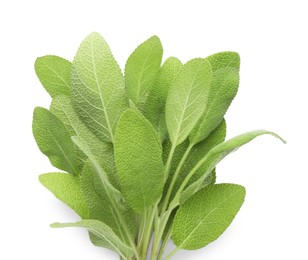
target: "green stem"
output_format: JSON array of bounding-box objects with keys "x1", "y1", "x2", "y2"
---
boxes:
[
  {"x1": 137, "y1": 212, "x2": 147, "y2": 246},
  {"x1": 164, "y1": 247, "x2": 180, "y2": 260},
  {"x1": 140, "y1": 205, "x2": 157, "y2": 259},
  {"x1": 161, "y1": 143, "x2": 193, "y2": 214},
  {"x1": 170, "y1": 153, "x2": 211, "y2": 211},
  {"x1": 164, "y1": 143, "x2": 176, "y2": 181},
  {"x1": 150, "y1": 210, "x2": 172, "y2": 260},
  {"x1": 157, "y1": 227, "x2": 172, "y2": 260}
]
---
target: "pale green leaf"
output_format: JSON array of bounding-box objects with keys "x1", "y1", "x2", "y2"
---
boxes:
[
  {"x1": 32, "y1": 107, "x2": 79, "y2": 175},
  {"x1": 166, "y1": 59, "x2": 212, "y2": 146},
  {"x1": 190, "y1": 52, "x2": 240, "y2": 144},
  {"x1": 161, "y1": 139, "x2": 189, "y2": 200},
  {"x1": 51, "y1": 220, "x2": 134, "y2": 258},
  {"x1": 35, "y1": 55, "x2": 71, "y2": 97},
  {"x1": 180, "y1": 130, "x2": 285, "y2": 204},
  {"x1": 172, "y1": 184, "x2": 246, "y2": 250},
  {"x1": 81, "y1": 161, "x2": 136, "y2": 243},
  {"x1": 125, "y1": 36, "x2": 163, "y2": 107},
  {"x1": 183, "y1": 120, "x2": 226, "y2": 186},
  {"x1": 169, "y1": 120, "x2": 226, "y2": 203},
  {"x1": 50, "y1": 96, "x2": 119, "y2": 187},
  {"x1": 71, "y1": 136, "x2": 118, "y2": 195},
  {"x1": 39, "y1": 172, "x2": 88, "y2": 218},
  {"x1": 145, "y1": 57, "x2": 183, "y2": 140},
  {"x1": 71, "y1": 32, "x2": 128, "y2": 143},
  {"x1": 114, "y1": 109, "x2": 164, "y2": 212}
]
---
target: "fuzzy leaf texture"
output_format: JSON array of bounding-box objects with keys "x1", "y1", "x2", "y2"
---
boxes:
[
  {"x1": 71, "y1": 32, "x2": 128, "y2": 143},
  {"x1": 190, "y1": 52, "x2": 240, "y2": 144},
  {"x1": 51, "y1": 220, "x2": 134, "y2": 258},
  {"x1": 172, "y1": 184, "x2": 246, "y2": 250},
  {"x1": 39, "y1": 172, "x2": 89, "y2": 218},
  {"x1": 114, "y1": 109, "x2": 164, "y2": 212},
  {"x1": 145, "y1": 57, "x2": 183, "y2": 140},
  {"x1": 180, "y1": 130, "x2": 286, "y2": 204},
  {"x1": 125, "y1": 36, "x2": 163, "y2": 108},
  {"x1": 166, "y1": 58, "x2": 212, "y2": 146},
  {"x1": 33, "y1": 107, "x2": 79, "y2": 175},
  {"x1": 35, "y1": 55, "x2": 71, "y2": 97},
  {"x1": 33, "y1": 33, "x2": 285, "y2": 260}
]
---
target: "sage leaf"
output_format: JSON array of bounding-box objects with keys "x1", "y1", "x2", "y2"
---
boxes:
[
  {"x1": 39, "y1": 172, "x2": 88, "y2": 218},
  {"x1": 71, "y1": 32, "x2": 128, "y2": 143},
  {"x1": 50, "y1": 96, "x2": 118, "y2": 187},
  {"x1": 169, "y1": 120, "x2": 226, "y2": 203},
  {"x1": 125, "y1": 36, "x2": 163, "y2": 107},
  {"x1": 172, "y1": 184, "x2": 246, "y2": 250},
  {"x1": 32, "y1": 107, "x2": 79, "y2": 175},
  {"x1": 71, "y1": 136, "x2": 118, "y2": 195},
  {"x1": 180, "y1": 130, "x2": 286, "y2": 204},
  {"x1": 145, "y1": 57, "x2": 183, "y2": 140},
  {"x1": 166, "y1": 58, "x2": 212, "y2": 146},
  {"x1": 114, "y1": 109, "x2": 164, "y2": 212},
  {"x1": 190, "y1": 52, "x2": 240, "y2": 144},
  {"x1": 35, "y1": 55, "x2": 71, "y2": 97},
  {"x1": 81, "y1": 161, "x2": 136, "y2": 243},
  {"x1": 51, "y1": 220, "x2": 134, "y2": 258}
]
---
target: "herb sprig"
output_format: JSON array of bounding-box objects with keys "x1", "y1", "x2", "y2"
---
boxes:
[{"x1": 33, "y1": 33, "x2": 285, "y2": 260}]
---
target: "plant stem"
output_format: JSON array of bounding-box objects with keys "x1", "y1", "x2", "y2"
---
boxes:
[
  {"x1": 169, "y1": 153, "x2": 212, "y2": 211},
  {"x1": 160, "y1": 143, "x2": 193, "y2": 213},
  {"x1": 140, "y1": 205, "x2": 157, "y2": 259},
  {"x1": 164, "y1": 142, "x2": 176, "y2": 181},
  {"x1": 150, "y1": 209, "x2": 172, "y2": 260},
  {"x1": 164, "y1": 247, "x2": 180, "y2": 260},
  {"x1": 157, "y1": 227, "x2": 172, "y2": 260}
]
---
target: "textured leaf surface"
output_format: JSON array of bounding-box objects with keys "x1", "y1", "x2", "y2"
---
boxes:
[
  {"x1": 35, "y1": 55, "x2": 71, "y2": 97},
  {"x1": 180, "y1": 130, "x2": 285, "y2": 204},
  {"x1": 50, "y1": 96, "x2": 118, "y2": 187},
  {"x1": 71, "y1": 32, "x2": 128, "y2": 143},
  {"x1": 80, "y1": 161, "x2": 136, "y2": 242},
  {"x1": 125, "y1": 36, "x2": 163, "y2": 106},
  {"x1": 32, "y1": 107, "x2": 79, "y2": 175},
  {"x1": 72, "y1": 136, "x2": 118, "y2": 194},
  {"x1": 169, "y1": 120, "x2": 226, "y2": 202},
  {"x1": 114, "y1": 109, "x2": 164, "y2": 212},
  {"x1": 166, "y1": 59, "x2": 212, "y2": 146},
  {"x1": 145, "y1": 57, "x2": 182, "y2": 139},
  {"x1": 173, "y1": 184, "x2": 246, "y2": 250},
  {"x1": 39, "y1": 173, "x2": 88, "y2": 218},
  {"x1": 51, "y1": 220, "x2": 133, "y2": 258},
  {"x1": 190, "y1": 52, "x2": 240, "y2": 144}
]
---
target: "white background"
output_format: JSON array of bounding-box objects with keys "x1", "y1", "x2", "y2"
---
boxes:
[{"x1": 0, "y1": 0, "x2": 307, "y2": 259}]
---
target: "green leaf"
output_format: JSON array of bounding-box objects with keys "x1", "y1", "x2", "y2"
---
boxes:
[
  {"x1": 50, "y1": 96, "x2": 118, "y2": 187},
  {"x1": 32, "y1": 107, "x2": 79, "y2": 175},
  {"x1": 72, "y1": 136, "x2": 118, "y2": 195},
  {"x1": 35, "y1": 55, "x2": 71, "y2": 97},
  {"x1": 114, "y1": 109, "x2": 164, "y2": 212},
  {"x1": 168, "y1": 120, "x2": 226, "y2": 203},
  {"x1": 183, "y1": 119, "x2": 226, "y2": 186},
  {"x1": 172, "y1": 184, "x2": 246, "y2": 250},
  {"x1": 125, "y1": 36, "x2": 163, "y2": 107},
  {"x1": 165, "y1": 58, "x2": 212, "y2": 146},
  {"x1": 39, "y1": 173, "x2": 88, "y2": 218},
  {"x1": 71, "y1": 32, "x2": 128, "y2": 143},
  {"x1": 145, "y1": 57, "x2": 183, "y2": 140},
  {"x1": 180, "y1": 130, "x2": 285, "y2": 204},
  {"x1": 51, "y1": 220, "x2": 134, "y2": 258},
  {"x1": 80, "y1": 161, "x2": 136, "y2": 242},
  {"x1": 161, "y1": 138, "x2": 189, "y2": 200},
  {"x1": 189, "y1": 52, "x2": 240, "y2": 144}
]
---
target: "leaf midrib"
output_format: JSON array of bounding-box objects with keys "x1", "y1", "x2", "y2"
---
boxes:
[
  {"x1": 90, "y1": 36, "x2": 114, "y2": 142},
  {"x1": 177, "y1": 188, "x2": 242, "y2": 249}
]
